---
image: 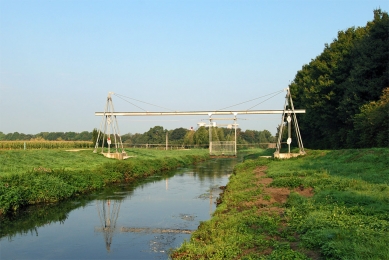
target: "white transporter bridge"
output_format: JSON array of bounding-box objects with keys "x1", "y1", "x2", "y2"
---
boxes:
[{"x1": 94, "y1": 89, "x2": 305, "y2": 159}]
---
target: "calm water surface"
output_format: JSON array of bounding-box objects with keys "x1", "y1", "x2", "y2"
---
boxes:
[{"x1": 0, "y1": 158, "x2": 240, "y2": 259}]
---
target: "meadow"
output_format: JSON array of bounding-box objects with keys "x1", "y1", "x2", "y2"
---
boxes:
[
  {"x1": 171, "y1": 148, "x2": 389, "y2": 259},
  {"x1": 0, "y1": 148, "x2": 209, "y2": 214}
]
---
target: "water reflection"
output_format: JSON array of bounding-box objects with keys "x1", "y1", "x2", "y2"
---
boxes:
[
  {"x1": 96, "y1": 200, "x2": 122, "y2": 252},
  {"x1": 1, "y1": 157, "x2": 243, "y2": 259},
  {"x1": 0, "y1": 198, "x2": 89, "y2": 240}
]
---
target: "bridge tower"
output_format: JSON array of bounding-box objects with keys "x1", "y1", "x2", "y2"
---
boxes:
[
  {"x1": 274, "y1": 88, "x2": 305, "y2": 159},
  {"x1": 93, "y1": 92, "x2": 128, "y2": 160}
]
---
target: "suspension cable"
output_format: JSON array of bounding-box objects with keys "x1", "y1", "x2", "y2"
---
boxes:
[
  {"x1": 246, "y1": 90, "x2": 285, "y2": 110},
  {"x1": 113, "y1": 94, "x2": 147, "y2": 111},
  {"x1": 216, "y1": 89, "x2": 285, "y2": 111},
  {"x1": 114, "y1": 93, "x2": 175, "y2": 111}
]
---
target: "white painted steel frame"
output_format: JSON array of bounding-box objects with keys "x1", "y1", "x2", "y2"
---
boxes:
[
  {"x1": 95, "y1": 110, "x2": 305, "y2": 116},
  {"x1": 94, "y1": 90, "x2": 306, "y2": 158}
]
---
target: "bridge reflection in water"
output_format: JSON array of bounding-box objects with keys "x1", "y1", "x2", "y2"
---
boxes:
[
  {"x1": 96, "y1": 200, "x2": 121, "y2": 252},
  {"x1": 94, "y1": 178, "x2": 219, "y2": 252}
]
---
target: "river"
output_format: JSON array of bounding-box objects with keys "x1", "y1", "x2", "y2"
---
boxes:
[{"x1": 0, "y1": 157, "x2": 241, "y2": 259}]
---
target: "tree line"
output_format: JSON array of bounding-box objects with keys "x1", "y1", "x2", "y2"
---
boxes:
[
  {"x1": 120, "y1": 126, "x2": 275, "y2": 147},
  {"x1": 0, "y1": 131, "x2": 93, "y2": 141},
  {"x1": 0, "y1": 127, "x2": 275, "y2": 147},
  {"x1": 290, "y1": 9, "x2": 388, "y2": 149}
]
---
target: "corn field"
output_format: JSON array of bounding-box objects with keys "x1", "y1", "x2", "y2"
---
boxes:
[{"x1": 0, "y1": 141, "x2": 94, "y2": 150}]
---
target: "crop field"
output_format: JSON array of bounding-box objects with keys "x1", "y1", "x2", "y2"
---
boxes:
[
  {"x1": 171, "y1": 148, "x2": 389, "y2": 259},
  {"x1": 0, "y1": 141, "x2": 94, "y2": 150}
]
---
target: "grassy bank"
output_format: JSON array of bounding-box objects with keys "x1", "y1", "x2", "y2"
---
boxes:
[
  {"x1": 0, "y1": 148, "x2": 209, "y2": 215},
  {"x1": 171, "y1": 148, "x2": 389, "y2": 259}
]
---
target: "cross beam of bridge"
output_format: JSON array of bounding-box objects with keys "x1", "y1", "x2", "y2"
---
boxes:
[{"x1": 95, "y1": 109, "x2": 305, "y2": 116}]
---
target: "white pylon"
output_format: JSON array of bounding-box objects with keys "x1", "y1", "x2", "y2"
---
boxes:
[
  {"x1": 93, "y1": 92, "x2": 127, "y2": 159},
  {"x1": 274, "y1": 88, "x2": 305, "y2": 158}
]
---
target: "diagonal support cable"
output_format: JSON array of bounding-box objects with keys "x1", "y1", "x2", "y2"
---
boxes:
[
  {"x1": 114, "y1": 94, "x2": 147, "y2": 111},
  {"x1": 246, "y1": 90, "x2": 285, "y2": 110},
  {"x1": 216, "y1": 89, "x2": 285, "y2": 111},
  {"x1": 114, "y1": 93, "x2": 175, "y2": 111}
]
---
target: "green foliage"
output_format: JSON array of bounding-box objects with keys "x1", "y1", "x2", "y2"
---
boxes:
[
  {"x1": 143, "y1": 126, "x2": 166, "y2": 144},
  {"x1": 290, "y1": 9, "x2": 389, "y2": 149},
  {"x1": 183, "y1": 130, "x2": 195, "y2": 146},
  {"x1": 353, "y1": 88, "x2": 389, "y2": 147},
  {"x1": 170, "y1": 127, "x2": 189, "y2": 141},
  {"x1": 92, "y1": 128, "x2": 99, "y2": 145},
  {"x1": 240, "y1": 129, "x2": 275, "y2": 144},
  {"x1": 193, "y1": 126, "x2": 209, "y2": 146}
]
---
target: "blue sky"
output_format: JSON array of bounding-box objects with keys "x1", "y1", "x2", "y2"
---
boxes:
[{"x1": 1, "y1": 0, "x2": 388, "y2": 135}]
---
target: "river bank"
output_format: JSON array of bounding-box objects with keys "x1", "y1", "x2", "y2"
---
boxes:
[
  {"x1": 1, "y1": 153, "x2": 242, "y2": 259},
  {"x1": 171, "y1": 148, "x2": 389, "y2": 259},
  {"x1": 0, "y1": 148, "x2": 209, "y2": 215}
]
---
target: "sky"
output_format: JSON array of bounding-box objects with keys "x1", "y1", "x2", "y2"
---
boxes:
[{"x1": 1, "y1": 0, "x2": 388, "y2": 136}]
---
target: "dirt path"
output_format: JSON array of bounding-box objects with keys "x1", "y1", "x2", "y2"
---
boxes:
[
  {"x1": 245, "y1": 166, "x2": 313, "y2": 214},
  {"x1": 247, "y1": 166, "x2": 319, "y2": 259}
]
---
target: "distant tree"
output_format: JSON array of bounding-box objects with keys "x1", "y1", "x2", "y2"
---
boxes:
[
  {"x1": 183, "y1": 130, "x2": 195, "y2": 146},
  {"x1": 9, "y1": 132, "x2": 20, "y2": 140},
  {"x1": 216, "y1": 128, "x2": 225, "y2": 141},
  {"x1": 259, "y1": 130, "x2": 274, "y2": 143},
  {"x1": 170, "y1": 127, "x2": 188, "y2": 141},
  {"x1": 76, "y1": 131, "x2": 92, "y2": 141},
  {"x1": 193, "y1": 126, "x2": 208, "y2": 146},
  {"x1": 64, "y1": 132, "x2": 76, "y2": 140},
  {"x1": 121, "y1": 132, "x2": 132, "y2": 144},
  {"x1": 92, "y1": 128, "x2": 99, "y2": 144},
  {"x1": 242, "y1": 130, "x2": 255, "y2": 143},
  {"x1": 144, "y1": 126, "x2": 166, "y2": 144},
  {"x1": 221, "y1": 127, "x2": 233, "y2": 141},
  {"x1": 46, "y1": 132, "x2": 60, "y2": 140}
]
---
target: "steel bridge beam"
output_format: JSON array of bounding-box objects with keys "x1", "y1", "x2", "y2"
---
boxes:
[{"x1": 95, "y1": 109, "x2": 305, "y2": 116}]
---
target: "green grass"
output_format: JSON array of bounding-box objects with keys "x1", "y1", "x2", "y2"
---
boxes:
[
  {"x1": 0, "y1": 148, "x2": 210, "y2": 175},
  {"x1": 267, "y1": 148, "x2": 389, "y2": 259},
  {"x1": 0, "y1": 148, "x2": 209, "y2": 214},
  {"x1": 269, "y1": 148, "x2": 389, "y2": 185},
  {"x1": 171, "y1": 148, "x2": 389, "y2": 259}
]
